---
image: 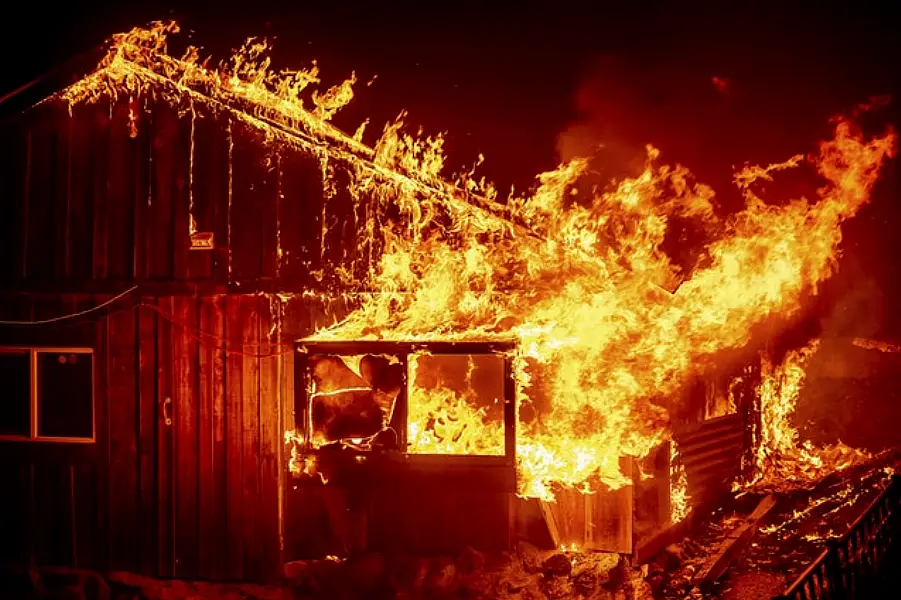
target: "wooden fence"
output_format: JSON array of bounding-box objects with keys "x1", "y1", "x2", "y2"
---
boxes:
[{"x1": 774, "y1": 474, "x2": 901, "y2": 600}]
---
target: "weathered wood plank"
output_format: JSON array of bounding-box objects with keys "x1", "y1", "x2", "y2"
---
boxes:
[
  {"x1": 67, "y1": 105, "x2": 97, "y2": 280},
  {"x1": 26, "y1": 115, "x2": 58, "y2": 279},
  {"x1": 53, "y1": 116, "x2": 72, "y2": 278},
  {"x1": 259, "y1": 295, "x2": 281, "y2": 581},
  {"x1": 633, "y1": 518, "x2": 690, "y2": 565},
  {"x1": 198, "y1": 295, "x2": 214, "y2": 578},
  {"x1": 538, "y1": 500, "x2": 561, "y2": 548},
  {"x1": 33, "y1": 462, "x2": 73, "y2": 566},
  {"x1": 132, "y1": 107, "x2": 152, "y2": 281},
  {"x1": 72, "y1": 462, "x2": 99, "y2": 569},
  {"x1": 198, "y1": 295, "x2": 227, "y2": 579},
  {"x1": 107, "y1": 305, "x2": 139, "y2": 571},
  {"x1": 0, "y1": 122, "x2": 17, "y2": 280},
  {"x1": 350, "y1": 177, "x2": 382, "y2": 284},
  {"x1": 91, "y1": 110, "x2": 111, "y2": 280},
  {"x1": 137, "y1": 299, "x2": 158, "y2": 575},
  {"x1": 148, "y1": 108, "x2": 177, "y2": 279},
  {"x1": 0, "y1": 462, "x2": 32, "y2": 564},
  {"x1": 224, "y1": 295, "x2": 245, "y2": 579},
  {"x1": 187, "y1": 109, "x2": 230, "y2": 281},
  {"x1": 213, "y1": 120, "x2": 232, "y2": 283},
  {"x1": 27, "y1": 294, "x2": 80, "y2": 568},
  {"x1": 320, "y1": 165, "x2": 357, "y2": 286},
  {"x1": 241, "y1": 296, "x2": 262, "y2": 581},
  {"x1": 171, "y1": 111, "x2": 192, "y2": 281},
  {"x1": 157, "y1": 297, "x2": 175, "y2": 578},
  {"x1": 106, "y1": 100, "x2": 136, "y2": 280},
  {"x1": 262, "y1": 154, "x2": 280, "y2": 280},
  {"x1": 229, "y1": 123, "x2": 267, "y2": 282},
  {"x1": 0, "y1": 121, "x2": 29, "y2": 282},
  {"x1": 277, "y1": 149, "x2": 323, "y2": 284},
  {"x1": 173, "y1": 295, "x2": 199, "y2": 578},
  {"x1": 91, "y1": 295, "x2": 111, "y2": 571},
  {"x1": 590, "y1": 483, "x2": 633, "y2": 554}
]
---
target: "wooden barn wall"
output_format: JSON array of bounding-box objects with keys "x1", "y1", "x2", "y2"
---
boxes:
[
  {"x1": 0, "y1": 96, "x2": 386, "y2": 292},
  {"x1": 672, "y1": 413, "x2": 745, "y2": 508},
  {"x1": 0, "y1": 292, "x2": 328, "y2": 583}
]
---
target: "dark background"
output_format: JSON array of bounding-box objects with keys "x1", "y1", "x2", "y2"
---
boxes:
[{"x1": 2, "y1": 0, "x2": 900, "y2": 342}]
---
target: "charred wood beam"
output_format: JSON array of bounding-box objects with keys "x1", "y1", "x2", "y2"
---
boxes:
[
  {"x1": 633, "y1": 518, "x2": 691, "y2": 566},
  {"x1": 692, "y1": 494, "x2": 779, "y2": 590}
]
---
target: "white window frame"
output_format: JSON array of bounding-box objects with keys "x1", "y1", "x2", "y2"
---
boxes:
[{"x1": 0, "y1": 346, "x2": 95, "y2": 443}]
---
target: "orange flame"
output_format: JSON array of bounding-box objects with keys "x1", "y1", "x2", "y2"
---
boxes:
[
  {"x1": 60, "y1": 23, "x2": 897, "y2": 501},
  {"x1": 748, "y1": 340, "x2": 869, "y2": 492},
  {"x1": 322, "y1": 118, "x2": 894, "y2": 499},
  {"x1": 406, "y1": 353, "x2": 506, "y2": 456},
  {"x1": 670, "y1": 443, "x2": 689, "y2": 522}
]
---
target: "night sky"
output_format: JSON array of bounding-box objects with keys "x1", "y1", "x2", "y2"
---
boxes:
[{"x1": 3, "y1": 1, "x2": 901, "y2": 338}]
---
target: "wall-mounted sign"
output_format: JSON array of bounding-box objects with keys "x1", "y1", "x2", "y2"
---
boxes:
[{"x1": 190, "y1": 232, "x2": 214, "y2": 250}]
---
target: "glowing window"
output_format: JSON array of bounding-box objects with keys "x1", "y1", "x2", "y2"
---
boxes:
[{"x1": 406, "y1": 353, "x2": 505, "y2": 456}]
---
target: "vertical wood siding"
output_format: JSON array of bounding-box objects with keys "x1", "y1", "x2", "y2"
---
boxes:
[
  {"x1": 0, "y1": 95, "x2": 391, "y2": 292},
  {"x1": 0, "y1": 293, "x2": 319, "y2": 582}
]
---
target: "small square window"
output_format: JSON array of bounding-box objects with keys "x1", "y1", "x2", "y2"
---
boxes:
[
  {"x1": 407, "y1": 353, "x2": 506, "y2": 456},
  {"x1": 37, "y1": 352, "x2": 93, "y2": 439},
  {"x1": 0, "y1": 351, "x2": 30, "y2": 437}
]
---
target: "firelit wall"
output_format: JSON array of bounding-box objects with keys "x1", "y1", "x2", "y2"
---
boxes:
[{"x1": 0, "y1": 293, "x2": 342, "y2": 582}]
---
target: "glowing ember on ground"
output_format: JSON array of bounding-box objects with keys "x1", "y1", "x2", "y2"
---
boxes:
[{"x1": 61, "y1": 22, "x2": 897, "y2": 503}]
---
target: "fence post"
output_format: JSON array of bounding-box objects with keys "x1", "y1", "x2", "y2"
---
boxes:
[
  {"x1": 885, "y1": 475, "x2": 901, "y2": 589},
  {"x1": 825, "y1": 538, "x2": 845, "y2": 599}
]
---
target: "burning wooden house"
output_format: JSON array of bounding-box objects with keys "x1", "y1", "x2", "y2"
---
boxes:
[{"x1": 0, "y1": 21, "x2": 893, "y2": 587}]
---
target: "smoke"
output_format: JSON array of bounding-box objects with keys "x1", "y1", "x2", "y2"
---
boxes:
[
  {"x1": 556, "y1": 54, "x2": 732, "y2": 184},
  {"x1": 807, "y1": 261, "x2": 885, "y2": 380},
  {"x1": 820, "y1": 273, "x2": 884, "y2": 341}
]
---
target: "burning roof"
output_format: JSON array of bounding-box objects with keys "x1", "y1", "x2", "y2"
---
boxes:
[
  {"x1": 47, "y1": 21, "x2": 518, "y2": 240},
  {"x1": 38, "y1": 22, "x2": 899, "y2": 501}
]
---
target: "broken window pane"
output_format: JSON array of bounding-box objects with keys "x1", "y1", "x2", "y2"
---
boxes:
[
  {"x1": 0, "y1": 351, "x2": 30, "y2": 437},
  {"x1": 308, "y1": 353, "x2": 402, "y2": 449},
  {"x1": 37, "y1": 352, "x2": 93, "y2": 439},
  {"x1": 407, "y1": 353, "x2": 505, "y2": 456}
]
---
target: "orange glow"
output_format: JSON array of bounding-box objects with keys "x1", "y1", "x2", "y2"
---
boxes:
[
  {"x1": 670, "y1": 443, "x2": 689, "y2": 522},
  {"x1": 62, "y1": 23, "x2": 897, "y2": 502},
  {"x1": 406, "y1": 353, "x2": 506, "y2": 456}
]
